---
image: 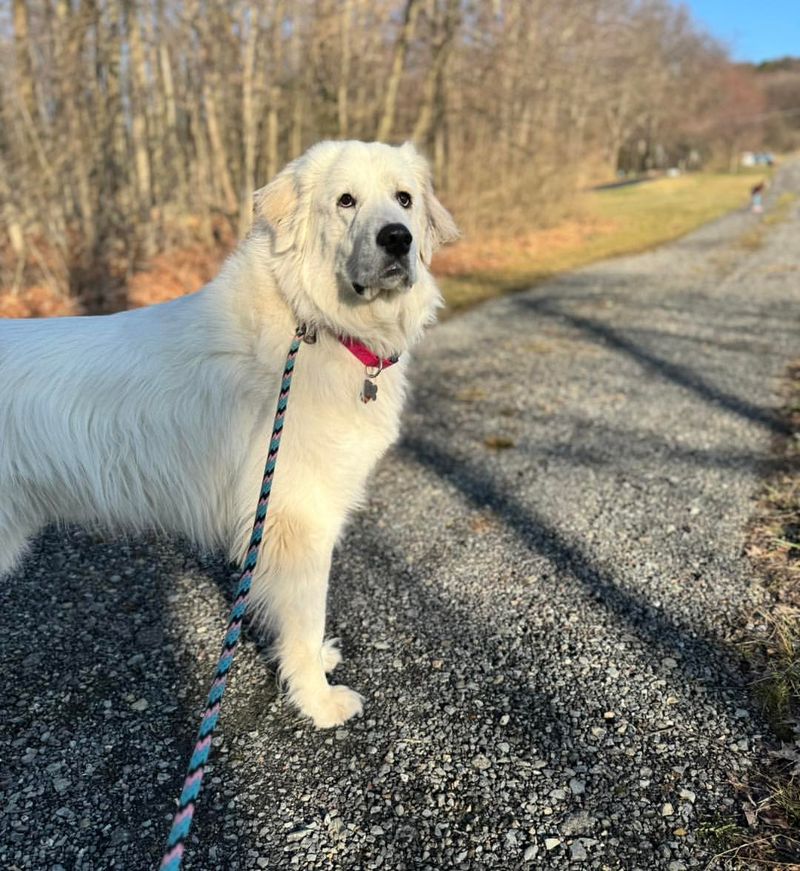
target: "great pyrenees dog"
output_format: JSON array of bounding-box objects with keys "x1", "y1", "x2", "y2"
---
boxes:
[{"x1": 0, "y1": 140, "x2": 458, "y2": 727}]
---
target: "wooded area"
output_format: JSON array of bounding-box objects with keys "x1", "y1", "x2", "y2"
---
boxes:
[{"x1": 0, "y1": 0, "x2": 797, "y2": 311}]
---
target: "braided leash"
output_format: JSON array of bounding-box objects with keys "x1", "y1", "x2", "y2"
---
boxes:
[{"x1": 159, "y1": 326, "x2": 306, "y2": 871}]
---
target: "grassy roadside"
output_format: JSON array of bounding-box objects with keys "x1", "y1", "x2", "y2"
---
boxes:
[
  {"x1": 435, "y1": 170, "x2": 772, "y2": 313},
  {"x1": 734, "y1": 363, "x2": 800, "y2": 866},
  {"x1": 749, "y1": 366, "x2": 800, "y2": 741},
  {"x1": 701, "y1": 366, "x2": 800, "y2": 868}
]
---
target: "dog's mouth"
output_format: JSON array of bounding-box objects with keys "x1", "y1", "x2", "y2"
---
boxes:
[{"x1": 351, "y1": 265, "x2": 412, "y2": 298}]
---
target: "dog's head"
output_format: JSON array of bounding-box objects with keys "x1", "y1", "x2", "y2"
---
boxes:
[{"x1": 252, "y1": 141, "x2": 458, "y2": 353}]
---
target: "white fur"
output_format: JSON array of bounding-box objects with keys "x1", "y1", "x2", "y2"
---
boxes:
[{"x1": 0, "y1": 140, "x2": 458, "y2": 727}]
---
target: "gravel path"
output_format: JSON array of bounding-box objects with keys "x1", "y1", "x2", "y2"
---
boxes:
[{"x1": 3, "y1": 164, "x2": 799, "y2": 871}]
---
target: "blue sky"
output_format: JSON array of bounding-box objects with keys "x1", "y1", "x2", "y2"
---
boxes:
[{"x1": 684, "y1": 0, "x2": 800, "y2": 63}]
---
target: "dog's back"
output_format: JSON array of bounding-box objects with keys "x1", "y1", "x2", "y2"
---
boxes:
[{"x1": 0, "y1": 296, "x2": 252, "y2": 572}]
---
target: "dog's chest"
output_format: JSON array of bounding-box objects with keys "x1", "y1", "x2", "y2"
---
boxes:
[{"x1": 280, "y1": 346, "x2": 406, "y2": 476}]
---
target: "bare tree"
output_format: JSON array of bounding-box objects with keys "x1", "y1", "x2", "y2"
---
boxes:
[
  {"x1": 0, "y1": 0, "x2": 762, "y2": 309},
  {"x1": 376, "y1": 0, "x2": 421, "y2": 142}
]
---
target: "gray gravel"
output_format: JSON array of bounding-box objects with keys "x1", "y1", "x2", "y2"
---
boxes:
[{"x1": 3, "y1": 164, "x2": 800, "y2": 870}]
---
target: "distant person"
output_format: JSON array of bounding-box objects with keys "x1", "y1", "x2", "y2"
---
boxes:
[{"x1": 751, "y1": 181, "x2": 765, "y2": 214}]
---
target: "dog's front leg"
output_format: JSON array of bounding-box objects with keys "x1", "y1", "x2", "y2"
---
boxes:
[{"x1": 251, "y1": 512, "x2": 363, "y2": 728}]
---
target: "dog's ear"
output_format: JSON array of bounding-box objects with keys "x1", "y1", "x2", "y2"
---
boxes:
[
  {"x1": 422, "y1": 186, "x2": 460, "y2": 264},
  {"x1": 400, "y1": 142, "x2": 459, "y2": 264},
  {"x1": 253, "y1": 164, "x2": 300, "y2": 247}
]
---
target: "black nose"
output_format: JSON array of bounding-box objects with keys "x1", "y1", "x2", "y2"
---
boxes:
[{"x1": 376, "y1": 223, "x2": 412, "y2": 258}]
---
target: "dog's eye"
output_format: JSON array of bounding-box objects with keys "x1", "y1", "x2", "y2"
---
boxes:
[
  {"x1": 396, "y1": 191, "x2": 412, "y2": 209},
  {"x1": 337, "y1": 193, "x2": 356, "y2": 208}
]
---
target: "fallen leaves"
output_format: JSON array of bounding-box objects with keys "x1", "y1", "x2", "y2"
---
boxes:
[{"x1": 484, "y1": 435, "x2": 516, "y2": 450}]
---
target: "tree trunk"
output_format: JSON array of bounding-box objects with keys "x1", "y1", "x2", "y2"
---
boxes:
[
  {"x1": 124, "y1": 0, "x2": 153, "y2": 224},
  {"x1": 204, "y1": 77, "x2": 238, "y2": 214},
  {"x1": 12, "y1": 0, "x2": 37, "y2": 122},
  {"x1": 338, "y1": 0, "x2": 354, "y2": 137},
  {"x1": 239, "y1": 5, "x2": 259, "y2": 235},
  {"x1": 411, "y1": 0, "x2": 460, "y2": 146},
  {"x1": 376, "y1": 0, "x2": 420, "y2": 142}
]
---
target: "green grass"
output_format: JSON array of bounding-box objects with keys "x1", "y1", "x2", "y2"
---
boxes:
[{"x1": 438, "y1": 170, "x2": 774, "y2": 312}]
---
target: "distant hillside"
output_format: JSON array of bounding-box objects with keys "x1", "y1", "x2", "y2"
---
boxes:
[
  {"x1": 751, "y1": 57, "x2": 800, "y2": 151},
  {"x1": 756, "y1": 56, "x2": 800, "y2": 74}
]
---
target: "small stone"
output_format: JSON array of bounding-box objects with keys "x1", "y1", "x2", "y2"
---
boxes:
[
  {"x1": 569, "y1": 778, "x2": 585, "y2": 796},
  {"x1": 549, "y1": 788, "x2": 566, "y2": 801},
  {"x1": 53, "y1": 778, "x2": 71, "y2": 794},
  {"x1": 673, "y1": 827, "x2": 688, "y2": 837},
  {"x1": 500, "y1": 714, "x2": 510, "y2": 726},
  {"x1": 661, "y1": 803, "x2": 674, "y2": 817},
  {"x1": 603, "y1": 711, "x2": 616, "y2": 720},
  {"x1": 109, "y1": 827, "x2": 128, "y2": 845},
  {"x1": 471, "y1": 754, "x2": 491, "y2": 771},
  {"x1": 662, "y1": 657, "x2": 678, "y2": 669},
  {"x1": 544, "y1": 837, "x2": 561, "y2": 851},
  {"x1": 668, "y1": 862, "x2": 686, "y2": 871},
  {"x1": 561, "y1": 811, "x2": 596, "y2": 837},
  {"x1": 570, "y1": 841, "x2": 588, "y2": 862},
  {"x1": 523, "y1": 845, "x2": 539, "y2": 861},
  {"x1": 679, "y1": 788, "x2": 696, "y2": 804},
  {"x1": 131, "y1": 698, "x2": 148, "y2": 712}
]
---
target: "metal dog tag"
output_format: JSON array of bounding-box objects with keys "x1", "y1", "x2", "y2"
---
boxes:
[{"x1": 361, "y1": 379, "x2": 378, "y2": 403}]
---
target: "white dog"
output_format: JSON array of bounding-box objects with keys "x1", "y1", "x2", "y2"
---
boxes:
[{"x1": 0, "y1": 140, "x2": 458, "y2": 727}]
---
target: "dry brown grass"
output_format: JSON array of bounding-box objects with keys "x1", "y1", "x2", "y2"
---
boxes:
[
  {"x1": 0, "y1": 286, "x2": 79, "y2": 318},
  {"x1": 126, "y1": 243, "x2": 233, "y2": 309},
  {"x1": 0, "y1": 234, "x2": 233, "y2": 317},
  {"x1": 722, "y1": 363, "x2": 800, "y2": 867}
]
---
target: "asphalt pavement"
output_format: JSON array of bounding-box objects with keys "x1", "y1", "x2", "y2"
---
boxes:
[{"x1": 2, "y1": 163, "x2": 800, "y2": 870}]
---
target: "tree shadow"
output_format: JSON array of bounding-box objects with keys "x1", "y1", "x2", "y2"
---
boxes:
[
  {"x1": 0, "y1": 527, "x2": 274, "y2": 868},
  {"x1": 398, "y1": 435, "x2": 746, "y2": 687},
  {"x1": 508, "y1": 292, "x2": 790, "y2": 437}
]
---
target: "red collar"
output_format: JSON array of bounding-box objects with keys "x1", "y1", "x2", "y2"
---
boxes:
[{"x1": 339, "y1": 336, "x2": 400, "y2": 370}]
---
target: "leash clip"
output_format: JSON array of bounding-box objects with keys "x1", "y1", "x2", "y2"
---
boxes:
[{"x1": 297, "y1": 323, "x2": 317, "y2": 344}]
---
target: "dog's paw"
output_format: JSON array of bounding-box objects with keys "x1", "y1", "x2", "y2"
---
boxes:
[
  {"x1": 301, "y1": 685, "x2": 364, "y2": 729},
  {"x1": 320, "y1": 638, "x2": 342, "y2": 673}
]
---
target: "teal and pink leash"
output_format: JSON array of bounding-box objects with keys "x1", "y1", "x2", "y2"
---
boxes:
[{"x1": 159, "y1": 326, "x2": 308, "y2": 870}]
